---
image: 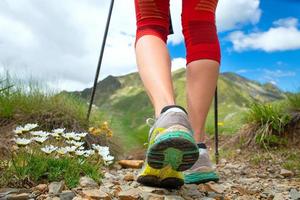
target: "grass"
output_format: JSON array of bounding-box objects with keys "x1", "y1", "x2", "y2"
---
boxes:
[
  {"x1": 0, "y1": 148, "x2": 102, "y2": 188},
  {"x1": 0, "y1": 73, "x2": 104, "y2": 130},
  {"x1": 287, "y1": 92, "x2": 300, "y2": 111},
  {"x1": 0, "y1": 72, "x2": 113, "y2": 188},
  {"x1": 243, "y1": 101, "x2": 291, "y2": 147}
]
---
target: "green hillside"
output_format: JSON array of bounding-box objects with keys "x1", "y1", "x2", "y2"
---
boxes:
[{"x1": 68, "y1": 69, "x2": 286, "y2": 152}]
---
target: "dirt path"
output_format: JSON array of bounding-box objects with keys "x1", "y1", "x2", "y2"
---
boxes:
[{"x1": 1, "y1": 156, "x2": 299, "y2": 200}]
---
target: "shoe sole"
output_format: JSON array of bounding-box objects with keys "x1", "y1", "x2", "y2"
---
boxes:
[
  {"x1": 137, "y1": 175, "x2": 183, "y2": 189},
  {"x1": 184, "y1": 171, "x2": 219, "y2": 184},
  {"x1": 147, "y1": 130, "x2": 199, "y2": 171},
  {"x1": 137, "y1": 164, "x2": 184, "y2": 189}
]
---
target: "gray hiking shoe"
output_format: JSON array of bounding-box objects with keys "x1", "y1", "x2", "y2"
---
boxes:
[
  {"x1": 137, "y1": 105, "x2": 199, "y2": 188},
  {"x1": 184, "y1": 143, "x2": 219, "y2": 184}
]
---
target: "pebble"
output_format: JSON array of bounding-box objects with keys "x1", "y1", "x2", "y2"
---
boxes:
[
  {"x1": 204, "y1": 182, "x2": 225, "y2": 194},
  {"x1": 280, "y1": 169, "x2": 293, "y2": 177},
  {"x1": 82, "y1": 189, "x2": 111, "y2": 200},
  {"x1": 48, "y1": 181, "x2": 64, "y2": 195},
  {"x1": 6, "y1": 193, "x2": 30, "y2": 200},
  {"x1": 79, "y1": 176, "x2": 98, "y2": 188},
  {"x1": 273, "y1": 193, "x2": 284, "y2": 200},
  {"x1": 34, "y1": 184, "x2": 48, "y2": 193},
  {"x1": 290, "y1": 188, "x2": 300, "y2": 200},
  {"x1": 118, "y1": 188, "x2": 141, "y2": 200},
  {"x1": 59, "y1": 190, "x2": 75, "y2": 200},
  {"x1": 123, "y1": 173, "x2": 135, "y2": 182}
]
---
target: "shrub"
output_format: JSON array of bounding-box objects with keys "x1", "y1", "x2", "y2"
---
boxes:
[{"x1": 243, "y1": 102, "x2": 291, "y2": 147}]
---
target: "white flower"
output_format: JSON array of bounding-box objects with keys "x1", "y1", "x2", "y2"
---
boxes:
[
  {"x1": 51, "y1": 128, "x2": 65, "y2": 138},
  {"x1": 41, "y1": 145, "x2": 57, "y2": 154},
  {"x1": 32, "y1": 137, "x2": 48, "y2": 143},
  {"x1": 14, "y1": 123, "x2": 38, "y2": 134},
  {"x1": 75, "y1": 150, "x2": 85, "y2": 156},
  {"x1": 83, "y1": 149, "x2": 95, "y2": 157},
  {"x1": 15, "y1": 138, "x2": 31, "y2": 146},
  {"x1": 92, "y1": 144, "x2": 110, "y2": 157},
  {"x1": 77, "y1": 132, "x2": 88, "y2": 138},
  {"x1": 52, "y1": 128, "x2": 65, "y2": 134},
  {"x1": 14, "y1": 126, "x2": 25, "y2": 134},
  {"x1": 72, "y1": 136, "x2": 81, "y2": 141},
  {"x1": 31, "y1": 131, "x2": 50, "y2": 137},
  {"x1": 56, "y1": 147, "x2": 68, "y2": 155},
  {"x1": 103, "y1": 155, "x2": 114, "y2": 162},
  {"x1": 66, "y1": 140, "x2": 84, "y2": 147},
  {"x1": 51, "y1": 132, "x2": 60, "y2": 138},
  {"x1": 65, "y1": 146, "x2": 77, "y2": 152},
  {"x1": 78, "y1": 146, "x2": 85, "y2": 150},
  {"x1": 24, "y1": 123, "x2": 38, "y2": 131}
]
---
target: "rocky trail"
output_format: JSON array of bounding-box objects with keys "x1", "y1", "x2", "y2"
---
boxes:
[{"x1": 1, "y1": 154, "x2": 299, "y2": 200}]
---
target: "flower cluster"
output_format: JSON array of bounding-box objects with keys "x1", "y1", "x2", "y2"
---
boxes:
[{"x1": 13, "y1": 123, "x2": 114, "y2": 165}]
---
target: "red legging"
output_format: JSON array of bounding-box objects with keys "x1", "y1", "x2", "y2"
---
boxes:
[{"x1": 134, "y1": 0, "x2": 221, "y2": 64}]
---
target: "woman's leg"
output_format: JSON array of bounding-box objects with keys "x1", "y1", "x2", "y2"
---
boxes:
[
  {"x1": 181, "y1": 0, "x2": 221, "y2": 143},
  {"x1": 136, "y1": 36, "x2": 175, "y2": 117},
  {"x1": 134, "y1": 0, "x2": 174, "y2": 117},
  {"x1": 182, "y1": 0, "x2": 221, "y2": 184},
  {"x1": 187, "y1": 60, "x2": 219, "y2": 143}
]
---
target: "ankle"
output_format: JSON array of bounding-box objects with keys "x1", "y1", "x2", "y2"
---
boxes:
[{"x1": 160, "y1": 105, "x2": 188, "y2": 115}]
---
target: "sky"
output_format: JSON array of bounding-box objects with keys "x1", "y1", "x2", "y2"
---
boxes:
[{"x1": 0, "y1": 0, "x2": 299, "y2": 92}]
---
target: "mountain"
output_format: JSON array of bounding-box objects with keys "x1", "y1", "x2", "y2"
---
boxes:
[{"x1": 68, "y1": 69, "x2": 286, "y2": 151}]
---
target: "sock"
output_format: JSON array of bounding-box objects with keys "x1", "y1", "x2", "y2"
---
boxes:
[
  {"x1": 197, "y1": 143, "x2": 208, "y2": 155},
  {"x1": 160, "y1": 105, "x2": 188, "y2": 115}
]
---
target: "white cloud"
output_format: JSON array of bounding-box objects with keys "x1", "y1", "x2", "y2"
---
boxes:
[
  {"x1": 228, "y1": 18, "x2": 300, "y2": 52},
  {"x1": 171, "y1": 57, "x2": 186, "y2": 71},
  {"x1": 216, "y1": 0, "x2": 261, "y2": 32},
  {"x1": 0, "y1": 0, "x2": 262, "y2": 91},
  {"x1": 263, "y1": 69, "x2": 296, "y2": 78},
  {"x1": 168, "y1": 0, "x2": 262, "y2": 45}
]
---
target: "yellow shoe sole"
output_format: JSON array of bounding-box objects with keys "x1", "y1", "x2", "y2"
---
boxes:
[{"x1": 137, "y1": 163, "x2": 184, "y2": 189}]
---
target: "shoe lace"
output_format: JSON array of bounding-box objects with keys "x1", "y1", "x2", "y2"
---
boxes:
[{"x1": 146, "y1": 117, "x2": 155, "y2": 127}]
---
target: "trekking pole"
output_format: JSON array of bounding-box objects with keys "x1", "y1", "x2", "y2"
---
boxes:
[
  {"x1": 87, "y1": 0, "x2": 115, "y2": 122},
  {"x1": 214, "y1": 86, "x2": 219, "y2": 164}
]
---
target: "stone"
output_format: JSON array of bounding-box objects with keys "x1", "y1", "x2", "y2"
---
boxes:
[
  {"x1": 290, "y1": 188, "x2": 300, "y2": 200},
  {"x1": 104, "y1": 172, "x2": 117, "y2": 180},
  {"x1": 59, "y1": 190, "x2": 75, "y2": 200},
  {"x1": 123, "y1": 173, "x2": 135, "y2": 181},
  {"x1": 72, "y1": 197, "x2": 87, "y2": 200},
  {"x1": 48, "y1": 181, "x2": 64, "y2": 195},
  {"x1": 204, "y1": 182, "x2": 225, "y2": 194},
  {"x1": 280, "y1": 169, "x2": 293, "y2": 177},
  {"x1": 142, "y1": 193, "x2": 164, "y2": 200},
  {"x1": 139, "y1": 186, "x2": 168, "y2": 195},
  {"x1": 6, "y1": 193, "x2": 30, "y2": 200},
  {"x1": 118, "y1": 188, "x2": 141, "y2": 200},
  {"x1": 34, "y1": 184, "x2": 48, "y2": 193},
  {"x1": 82, "y1": 189, "x2": 111, "y2": 200},
  {"x1": 118, "y1": 160, "x2": 144, "y2": 169},
  {"x1": 45, "y1": 197, "x2": 60, "y2": 200},
  {"x1": 164, "y1": 196, "x2": 185, "y2": 200},
  {"x1": 80, "y1": 176, "x2": 98, "y2": 188},
  {"x1": 273, "y1": 193, "x2": 284, "y2": 200}
]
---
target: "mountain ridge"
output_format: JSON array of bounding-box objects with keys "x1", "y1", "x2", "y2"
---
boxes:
[{"x1": 66, "y1": 69, "x2": 287, "y2": 150}]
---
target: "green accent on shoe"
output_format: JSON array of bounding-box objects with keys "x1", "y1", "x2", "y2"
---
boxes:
[
  {"x1": 184, "y1": 171, "x2": 219, "y2": 184},
  {"x1": 164, "y1": 147, "x2": 183, "y2": 170},
  {"x1": 147, "y1": 130, "x2": 199, "y2": 171},
  {"x1": 154, "y1": 130, "x2": 196, "y2": 145}
]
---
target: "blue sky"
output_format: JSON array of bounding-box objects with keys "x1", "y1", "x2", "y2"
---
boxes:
[
  {"x1": 0, "y1": 0, "x2": 299, "y2": 92},
  {"x1": 168, "y1": 0, "x2": 300, "y2": 92}
]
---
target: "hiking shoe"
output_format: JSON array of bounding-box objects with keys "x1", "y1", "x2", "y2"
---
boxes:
[
  {"x1": 184, "y1": 143, "x2": 219, "y2": 184},
  {"x1": 137, "y1": 105, "x2": 199, "y2": 188}
]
